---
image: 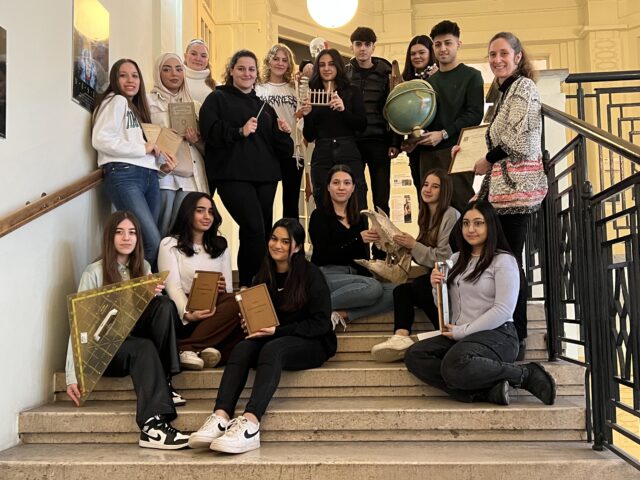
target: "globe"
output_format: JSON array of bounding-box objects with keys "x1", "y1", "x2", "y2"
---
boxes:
[{"x1": 383, "y1": 79, "x2": 437, "y2": 136}]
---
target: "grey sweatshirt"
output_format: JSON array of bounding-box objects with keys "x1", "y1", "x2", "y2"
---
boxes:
[
  {"x1": 443, "y1": 252, "x2": 519, "y2": 340},
  {"x1": 411, "y1": 207, "x2": 459, "y2": 268}
]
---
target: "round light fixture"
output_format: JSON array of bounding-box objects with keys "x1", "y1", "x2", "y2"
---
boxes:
[{"x1": 307, "y1": 0, "x2": 358, "y2": 28}]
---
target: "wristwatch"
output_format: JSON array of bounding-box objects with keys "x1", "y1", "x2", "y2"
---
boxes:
[
  {"x1": 238, "y1": 127, "x2": 244, "y2": 138},
  {"x1": 441, "y1": 130, "x2": 449, "y2": 140}
]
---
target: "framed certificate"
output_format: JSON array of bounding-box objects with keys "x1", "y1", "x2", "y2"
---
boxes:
[{"x1": 450, "y1": 125, "x2": 489, "y2": 174}]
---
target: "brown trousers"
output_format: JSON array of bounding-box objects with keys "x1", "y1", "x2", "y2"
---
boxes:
[{"x1": 176, "y1": 292, "x2": 245, "y2": 365}]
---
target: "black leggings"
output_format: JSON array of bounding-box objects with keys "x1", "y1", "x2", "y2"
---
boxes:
[
  {"x1": 281, "y1": 157, "x2": 304, "y2": 220},
  {"x1": 216, "y1": 180, "x2": 277, "y2": 287},
  {"x1": 214, "y1": 336, "x2": 329, "y2": 421},
  {"x1": 104, "y1": 296, "x2": 180, "y2": 428},
  {"x1": 393, "y1": 273, "x2": 438, "y2": 333},
  {"x1": 498, "y1": 213, "x2": 530, "y2": 340}
]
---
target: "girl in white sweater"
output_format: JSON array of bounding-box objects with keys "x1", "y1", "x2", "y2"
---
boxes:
[
  {"x1": 92, "y1": 58, "x2": 176, "y2": 269},
  {"x1": 157, "y1": 192, "x2": 244, "y2": 371},
  {"x1": 148, "y1": 53, "x2": 209, "y2": 236},
  {"x1": 255, "y1": 43, "x2": 303, "y2": 219},
  {"x1": 183, "y1": 39, "x2": 216, "y2": 104}
]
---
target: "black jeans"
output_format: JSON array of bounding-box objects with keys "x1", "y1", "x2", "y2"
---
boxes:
[
  {"x1": 419, "y1": 148, "x2": 474, "y2": 213},
  {"x1": 216, "y1": 180, "x2": 277, "y2": 287},
  {"x1": 404, "y1": 322, "x2": 523, "y2": 402},
  {"x1": 214, "y1": 336, "x2": 329, "y2": 421},
  {"x1": 393, "y1": 273, "x2": 438, "y2": 332},
  {"x1": 498, "y1": 213, "x2": 530, "y2": 340},
  {"x1": 104, "y1": 296, "x2": 180, "y2": 428},
  {"x1": 281, "y1": 157, "x2": 304, "y2": 220},
  {"x1": 357, "y1": 139, "x2": 390, "y2": 215},
  {"x1": 311, "y1": 136, "x2": 368, "y2": 211}
]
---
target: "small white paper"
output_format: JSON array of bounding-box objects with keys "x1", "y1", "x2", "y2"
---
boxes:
[
  {"x1": 80, "y1": 332, "x2": 88, "y2": 344},
  {"x1": 416, "y1": 330, "x2": 442, "y2": 341}
]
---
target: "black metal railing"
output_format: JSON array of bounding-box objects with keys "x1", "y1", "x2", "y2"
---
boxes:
[{"x1": 532, "y1": 89, "x2": 640, "y2": 469}]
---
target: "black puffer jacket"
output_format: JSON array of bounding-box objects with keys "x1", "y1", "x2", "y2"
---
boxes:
[{"x1": 345, "y1": 57, "x2": 392, "y2": 142}]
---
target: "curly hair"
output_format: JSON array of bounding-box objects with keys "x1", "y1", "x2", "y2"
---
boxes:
[{"x1": 260, "y1": 43, "x2": 296, "y2": 86}]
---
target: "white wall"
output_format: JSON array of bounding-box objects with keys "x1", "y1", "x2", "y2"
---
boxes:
[{"x1": 0, "y1": 0, "x2": 164, "y2": 450}]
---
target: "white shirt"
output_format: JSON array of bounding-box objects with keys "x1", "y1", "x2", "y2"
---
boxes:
[
  {"x1": 157, "y1": 236, "x2": 233, "y2": 322},
  {"x1": 92, "y1": 94, "x2": 159, "y2": 170}
]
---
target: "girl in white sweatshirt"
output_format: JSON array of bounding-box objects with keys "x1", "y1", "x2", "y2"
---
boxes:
[{"x1": 92, "y1": 58, "x2": 176, "y2": 269}]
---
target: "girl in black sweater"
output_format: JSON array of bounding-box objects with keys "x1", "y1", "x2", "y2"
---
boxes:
[
  {"x1": 199, "y1": 50, "x2": 293, "y2": 287},
  {"x1": 309, "y1": 165, "x2": 394, "y2": 327},
  {"x1": 301, "y1": 48, "x2": 367, "y2": 209},
  {"x1": 189, "y1": 218, "x2": 336, "y2": 454}
]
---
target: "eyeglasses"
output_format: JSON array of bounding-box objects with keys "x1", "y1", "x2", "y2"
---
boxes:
[{"x1": 462, "y1": 220, "x2": 486, "y2": 229}]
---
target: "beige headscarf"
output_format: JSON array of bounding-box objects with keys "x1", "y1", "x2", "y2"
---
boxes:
[{"x1": 150, "y1": 52, "x2": 194, "y2": 109}]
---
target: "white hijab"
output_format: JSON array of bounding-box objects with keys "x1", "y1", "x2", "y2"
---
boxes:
[{"x1": 150, "y1": 53, "x2": 194, "y2": 109}]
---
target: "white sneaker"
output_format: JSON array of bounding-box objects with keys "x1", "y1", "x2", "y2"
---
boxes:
[
  {"x1": 331, "y1": 311, "x2": 347, "y2": 331},
  {"x1": 139, "y1": 416, "x2": 190, "y2": 450},
  {"x1": 179, "y1": 350, "x2": 204, "y2": 370},
  {"x1": 188, "y1": 413, "x2": 228, "y2": 449},
  {"x1": 199, "y1": 347, "x2": 221, "y2": 368},
  {"x1": 371, "y1": 335, "x2": 414, "y2": 363},
  {"x1": 210, "y1": 415, "x2": 260, "y2": 454}
]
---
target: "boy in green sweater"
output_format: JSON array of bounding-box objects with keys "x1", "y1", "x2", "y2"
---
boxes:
[{"x1": 405, "y1": 20, "x2": 484, "y2": 212}]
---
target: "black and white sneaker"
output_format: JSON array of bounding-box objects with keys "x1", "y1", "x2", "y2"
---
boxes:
[
  {"x1": 170, "y1": 388, "x2": 186, "y2": 407},
  {"x1": 209, "y1": 415, "x2": 260, "y2": 454},
  {"x1": 139, "y1": 416, "x2": 190, "y2": 450}
]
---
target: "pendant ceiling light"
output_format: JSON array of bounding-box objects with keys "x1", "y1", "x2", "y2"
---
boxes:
[{"x1": 307, "y1": 0, "x2": 358, "y2": 29}]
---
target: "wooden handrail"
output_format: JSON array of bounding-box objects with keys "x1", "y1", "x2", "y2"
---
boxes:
[{"x1": 0, "y1": 169, "x2": 103, "y2": 239}]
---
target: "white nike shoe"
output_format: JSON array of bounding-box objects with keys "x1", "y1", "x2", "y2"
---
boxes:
[
  {"x1": 188, "y1": 413, "x2": 228, "y2": 449},
  {"x1": 209, "y1": 415, "x2": 260, "y2": 454}
]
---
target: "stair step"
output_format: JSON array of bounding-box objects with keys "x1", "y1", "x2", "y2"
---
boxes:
[
  {"x1": 334, "y1": 331, "x2": 547, "y2": 353},
  {"x1": 20, "y1": 396, "x2": 586, "y2": 444},
  {"x1": 53, "y1": 361, "x2": 584, "y2": 401},
  {"x1": 2, "y1": 441, "x2": 636, "y2": 480}
]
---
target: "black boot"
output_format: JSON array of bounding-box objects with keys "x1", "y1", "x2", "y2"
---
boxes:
[
  {"x1": 485, "y1": 380, "x2": 510, "y2": 406},
  {"x1": 522, "y1": 363, "x2": 556, "y2": 405}
]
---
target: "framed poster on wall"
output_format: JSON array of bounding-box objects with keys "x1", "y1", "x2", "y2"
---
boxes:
[
  {"x1": 72, "y1": 0, "x2": 109, "y2": 111},
  {"x1": 0, "y1": 25, "x2": 6, "y2": 138}
]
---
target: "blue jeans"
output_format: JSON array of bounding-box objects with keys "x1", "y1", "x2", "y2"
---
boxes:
[
  {"x1": 319, "y1": 265, "x2": 394, "y2": 321},
  {"x1": 103, "y1": 162, "x2": 161, "y2": 269},
  {"x1": 158, "y1": 189, "x2": 190, "y2": 237}
]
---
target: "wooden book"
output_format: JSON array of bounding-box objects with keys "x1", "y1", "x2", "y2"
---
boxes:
[
  {"x1": 235, "y1": 284, "x2": 279, "y2": 335},
  {"x1": 186, "y1": 271, "x2": 221, "y2": 312},
  {"x1": 169, "y1": 102, "x2": 197, "y2": 136},
  {"x1": 141, "y1": 123, "x2": 182, "y2": 157}
]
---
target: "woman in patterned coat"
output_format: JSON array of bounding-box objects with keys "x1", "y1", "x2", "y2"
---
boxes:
[{"x1": 458, "y1": 31, "x2": 547, "y2": 359}]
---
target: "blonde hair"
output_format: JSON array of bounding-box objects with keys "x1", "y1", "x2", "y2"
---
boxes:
[
  {"x1": 260, "y1": 43, "x2": 296, "y2": 86},
  {"x1": 185, "y1": 39, "x2": 216, "y2": 90}
]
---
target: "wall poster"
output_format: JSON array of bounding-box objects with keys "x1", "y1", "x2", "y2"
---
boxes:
[
  {"x1": 0, "y1": 25, "x2": 6, "y2": 138},
  {"x1": 72, "y1": 0, "x2": 109, "y2": 111}
]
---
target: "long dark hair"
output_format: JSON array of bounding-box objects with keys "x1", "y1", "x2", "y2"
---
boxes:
[
  {"x1": 254, "y1": 218, "x2": 308, "y2": 311},
  {"x1": 448, "y1": 200, "x2": 513, "y2": 284},
  {"x1": 92, "y1": 58, "x2": 151, "y2": 125},
  {"x1": 322, "y1": 164, "x2": 361, "y2": 226},
  {"x1": 416, "y1": 169, "x2": 452, "y2": 247},
  {"x1": 309, "y1": 48, "x2": 351, "y2": 93},
  {"x1": 223, "y1": 49, "x2": 259, "y2": 87},
  {"x1": 169, "y1": 192, "x2": 227, "y2": 258},
  {"x1": 402, "y1": 35, "x2": 436, "y2": 81},
  {"x1": 101, "y1": 211, "x2": 146, "y2": 286},
  {"x1": 488, "y1": 32, "x2": 537, "y2": 82}
]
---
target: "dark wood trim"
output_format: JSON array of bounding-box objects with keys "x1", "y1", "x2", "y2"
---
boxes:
[{"x1": 0, "y1": 169, "x2": 103, "y2": 239}]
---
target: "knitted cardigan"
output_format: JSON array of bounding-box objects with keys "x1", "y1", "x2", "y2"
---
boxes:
[{"x1": 478, "y1": 75, "x2": 548, "y2": 214}]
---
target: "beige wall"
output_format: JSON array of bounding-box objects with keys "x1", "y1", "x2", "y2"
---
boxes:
[
  {"x1": 0, "y1": 0, "x2": 170, "y2": 450},
  {"x1": 181, "y1": 0, "x2": 639, "y2": 85}
]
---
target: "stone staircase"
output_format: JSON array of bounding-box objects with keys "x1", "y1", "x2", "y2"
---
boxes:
[{"x1": 0, "y1": 304, "x2": 637, "y2": 479}]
